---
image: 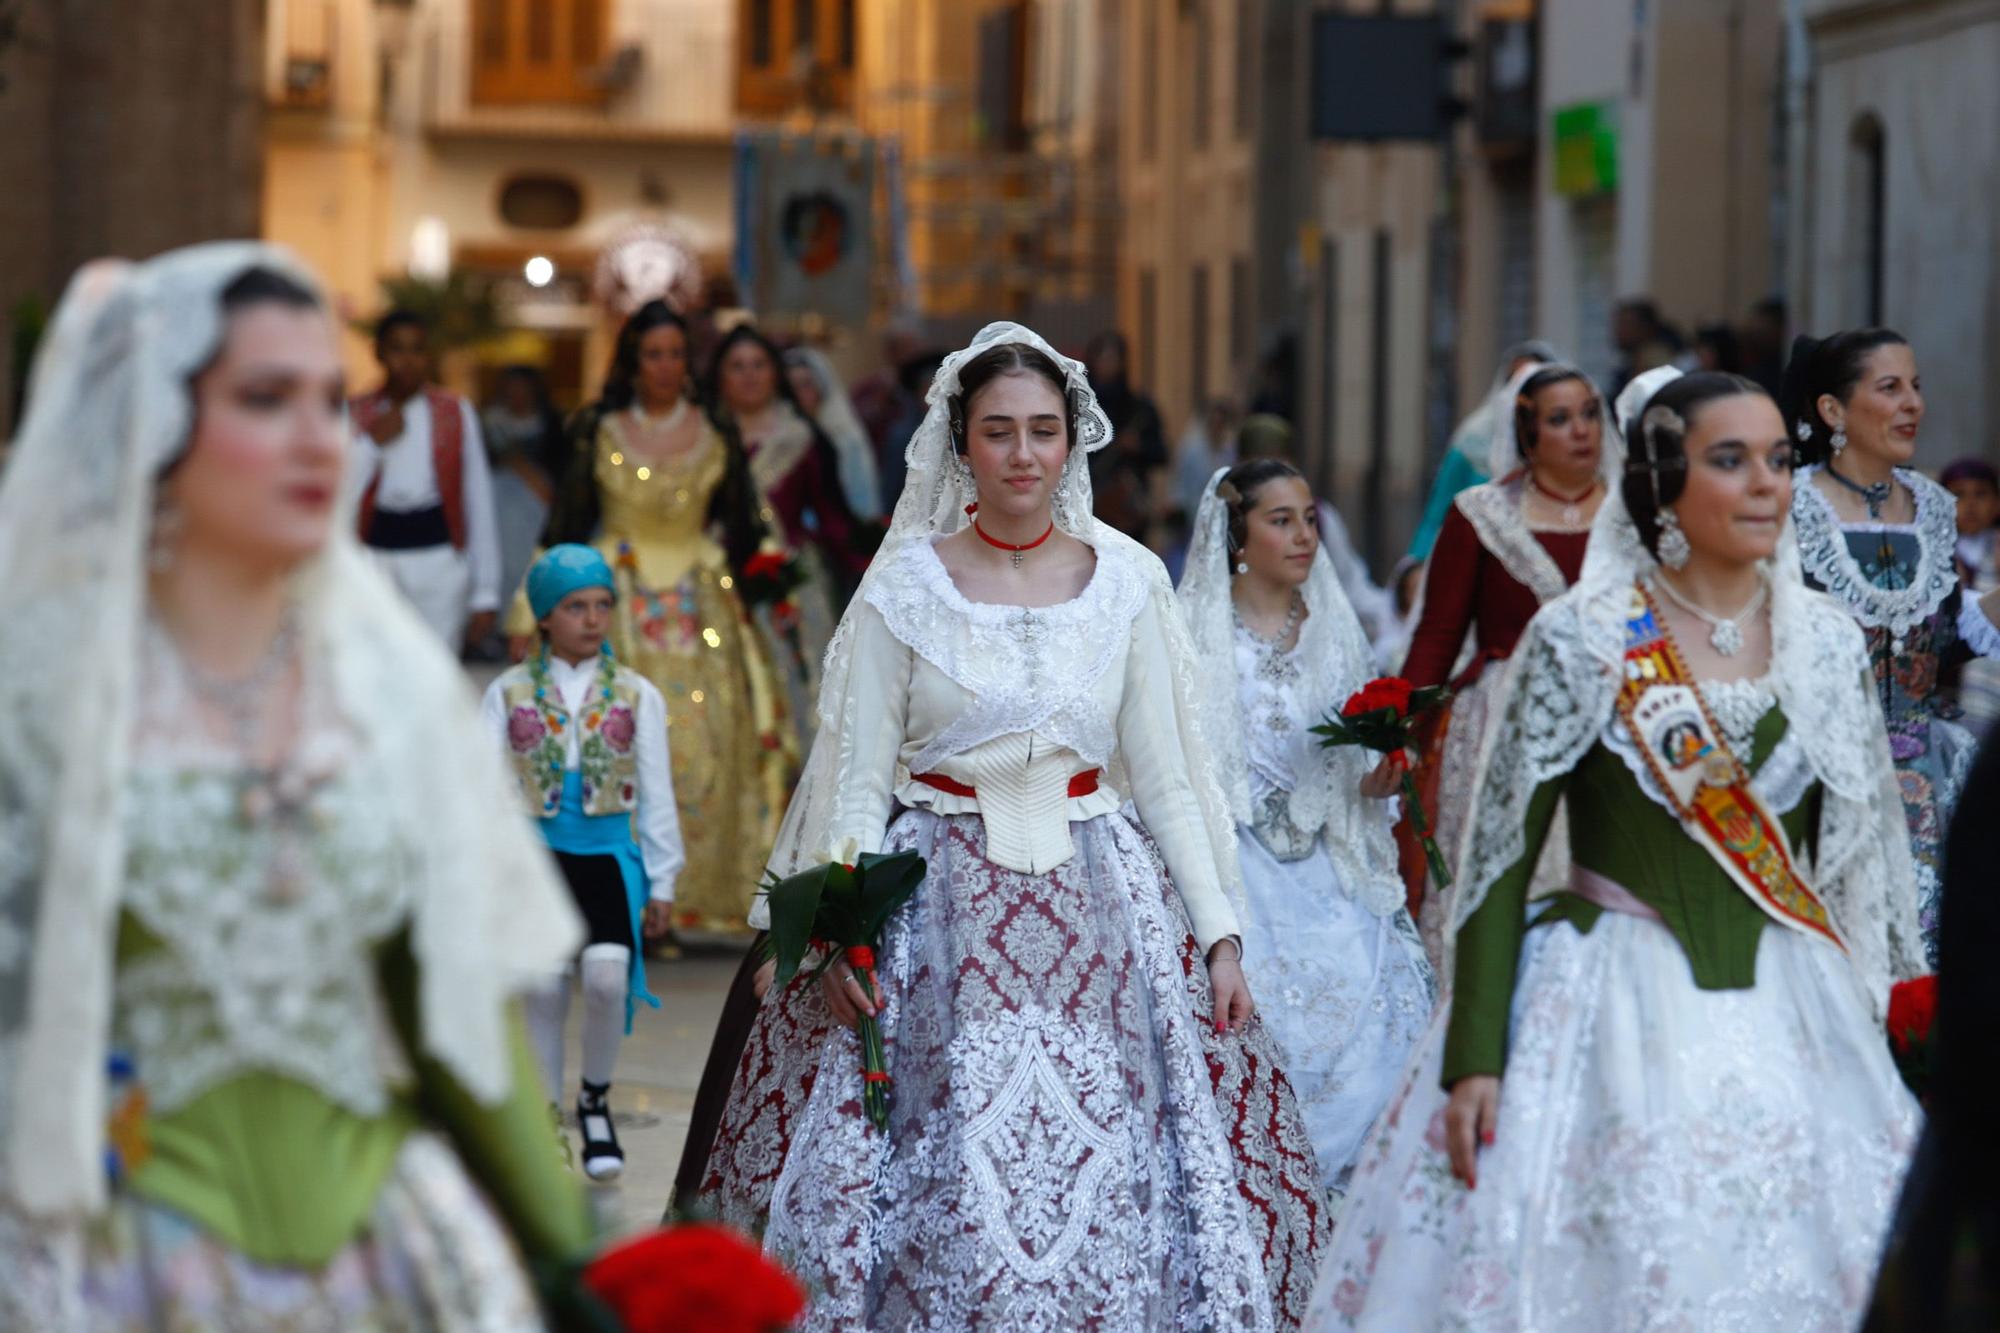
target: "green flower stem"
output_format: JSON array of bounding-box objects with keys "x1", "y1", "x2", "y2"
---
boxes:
[
  {"x1": 853, "y1": 968, "x2": 891, "y2": 1132},
  {"x1": 1401, "y1": 769, "x2": 1453, "y2": 890}
]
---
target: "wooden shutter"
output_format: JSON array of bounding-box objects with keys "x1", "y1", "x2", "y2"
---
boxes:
[{"x1": 470, "y1": 0, "x2": 609, "y2": 106}]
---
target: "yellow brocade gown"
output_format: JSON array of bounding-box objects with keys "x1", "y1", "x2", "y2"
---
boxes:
[{"x1": 510, "y1": 417, "x2": 794, "y2": 932}]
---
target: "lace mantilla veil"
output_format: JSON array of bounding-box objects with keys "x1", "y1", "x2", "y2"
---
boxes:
[
  {"x1": 1449, "y1": 370, "x2": 1927, "y2": 1015},
  {"x1": 1178, "y1": 469, "x2": 1407, "y2": 917},
  {"x1": 764, "y1": 322, "x2": 1246, "y2": 915},
  {"x1": 0, "y1": 243, "x2": 581, "y2": 1218}
]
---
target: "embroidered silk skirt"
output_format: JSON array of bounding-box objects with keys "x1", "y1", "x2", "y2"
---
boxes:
[
  {"x1": 1302, "y1": 911, "x2": 1919, "y2": 1332},
  {"x1": 5, "y1": 1132, "x2": 543, "y2": 1332},
  {"x1": 1238, "y1": 829, "x2": 1434, "y2": 1201},
  {"x1": 702, "y1": 808, "x2": 1329, "y2": 1331}
]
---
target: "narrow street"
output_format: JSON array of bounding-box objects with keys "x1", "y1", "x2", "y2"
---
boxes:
[{"x1": 561, "y1": 946, "x2": 745, "y2": 1237}]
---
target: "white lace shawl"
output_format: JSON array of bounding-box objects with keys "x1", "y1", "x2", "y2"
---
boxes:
[
  {"x1": 1178, "y1": 470, "x2": 1407, "y2": 917},
  {"x1": 1791, "y1": 464, "x2": 1960, "y2": 639},
  {"x1": 766, "y1": 324, "x2": 1244, "y2": 920},
  {"x1": 0, "y1": 244, "x2": 581, "y2": 1219},
  {"x1": 1452, "y1": 487, "x2": 1927, "y2": 1019}
]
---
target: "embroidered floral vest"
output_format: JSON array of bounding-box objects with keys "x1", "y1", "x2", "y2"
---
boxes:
[{"x1": 499, "y1": 666, "x2": 643, "y2": 818}]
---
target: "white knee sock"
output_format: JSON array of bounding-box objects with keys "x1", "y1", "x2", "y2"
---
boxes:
[
  {"x1": 578, "y1": 943, "x2": 630, "y2": 1089},
  {"x1": 522, "y1": 968, "x2": 573, "y2": 1097}
]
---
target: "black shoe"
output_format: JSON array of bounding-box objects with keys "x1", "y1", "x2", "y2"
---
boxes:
[{"x1": 577, "y1": 1081, "x2": 625, "y2": 1181}]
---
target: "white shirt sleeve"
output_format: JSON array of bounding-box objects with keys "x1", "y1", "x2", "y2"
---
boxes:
[
  {"x1": 633, "y1": 678, "x2": 685, "y2": 902},
  {"x1": 1958, "y1": 592, "x2": 2000, "y2": 659},
  {"x1": 478, "y1": 673, "x2": 512, "y2": 752},
  {"x1": 1116, "y1": 593, "x2": 1243, "y2": 954},
  {"x1": 457, "y1": 398, "x2": 503, "y2": 612}
]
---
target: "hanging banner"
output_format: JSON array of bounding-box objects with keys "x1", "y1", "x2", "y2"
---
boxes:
[{"x1": 734, "y1": 131, "x2": 877, "y2": 325}]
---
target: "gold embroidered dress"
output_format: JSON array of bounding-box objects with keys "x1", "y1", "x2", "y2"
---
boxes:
[{"x1": 511, "y1": 414, "x2": 792, "y2": 932}]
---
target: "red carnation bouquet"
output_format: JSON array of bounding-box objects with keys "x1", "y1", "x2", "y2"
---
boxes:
[
  {"x1": 758, "y1": 840, "x2": 928, "y2": 1131},
  {"x1": 736, "y1": 549, "x2": 806, "y2": 608},
  {"x1": 581, "y1": 1222, "x2": 806, "y2": 1332},
  {"x1": 1313, "y1": 676, "x2": 1454, "y2": 888},
  {"x1": 1886, "y1": 974, "x2": 1937, "y2": 1102}
]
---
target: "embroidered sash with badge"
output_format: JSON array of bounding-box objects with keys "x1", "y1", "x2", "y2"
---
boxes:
[{"x1": 1615, "y1": 584, "x2": 1846, "y2": 950}]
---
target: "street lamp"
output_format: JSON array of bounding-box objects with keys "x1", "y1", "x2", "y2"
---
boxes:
[{"x1": 524, "y1": 256, "x2": 555, "y2": 288}]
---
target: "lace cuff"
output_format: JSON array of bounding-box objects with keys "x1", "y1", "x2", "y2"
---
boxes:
[{"x1": 1958, "y1": 595, "x2": 2000, "y2": 659}]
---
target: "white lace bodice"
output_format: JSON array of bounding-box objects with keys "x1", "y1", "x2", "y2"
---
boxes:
[
  {"x1": 117, "y1": 761, "x2": 415, "y2": 1116},
  {"x1": 1234, "y1": 624, "x2": 1322, "y2": 861},
  {"x1": 1792, "y1": 466, "x2": 1959, "y2": 640},
  {"x1": 755, "y1": 534, "x2": 1242, "y2": 951}
]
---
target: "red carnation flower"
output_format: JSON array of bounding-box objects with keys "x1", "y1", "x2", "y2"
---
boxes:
[
  {"x1": 584, "y1": 1223, "x2": 806, "y2": 1333},
  {"x1": 1887, "y1": 975, "x2": 1937, "y2": 1055},
  {"x1": 744, "y1": 551, "x2": 789, "y2": 580}
]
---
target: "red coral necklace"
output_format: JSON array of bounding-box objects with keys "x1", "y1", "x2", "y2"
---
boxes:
[{"x1": 972, "y1": 518, "x2": 1055, "y2": 568}]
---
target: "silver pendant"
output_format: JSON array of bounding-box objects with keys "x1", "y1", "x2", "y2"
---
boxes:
[
  {"x1": 1710, "y1": 619, "x2": 1744, "y2": 656},
  {"x1": 1011, "y1": 551, "x2": 1023, "y2": 569},
  {"x1": 1562, "y1": 503, "x2": 1581, "y2": 527}
]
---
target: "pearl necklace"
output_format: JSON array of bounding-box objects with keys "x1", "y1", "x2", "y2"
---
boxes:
[
  {"x1": 1653, "y1": 572, "x2": 1768, "y2": 657},
  {"x1": 1234, "y1": 590, "x2": 1305, "y2": 649}
]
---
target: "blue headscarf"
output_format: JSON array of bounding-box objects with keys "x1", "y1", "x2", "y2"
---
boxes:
[{"x1": 527, "y1": 543, "x2": 616, "y2": 619}]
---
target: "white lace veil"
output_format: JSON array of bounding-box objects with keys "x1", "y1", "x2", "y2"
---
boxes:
[
  {"x1": 1178, "y1": 469, "x2": 1408, "y2": 916},
  {"x1": 0, "y1": 243, "x2": 581, "y2": 1219},
  {"x1": 1485, "y1": 358, "x2": 1624, "y2": 482},
  {"x1": 785, "y1": 345, "x2": 883, "y2": 520},
  {"x1": 765, "y1": 323, "x2": 1245, "y2": 919},
  {"x1": 1449, "y1": 371, "x2": 1926, "y2": 1012}
]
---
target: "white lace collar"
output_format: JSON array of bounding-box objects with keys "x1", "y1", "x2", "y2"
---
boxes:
[
  {"x1": 1792, "y1": 465, "x2": 1959, "y2": 638},
  {"x1": 1452, "y1": 474, "x2": 1573, "y2": 605},
  {"x1": 864, "y1": 535, "x2": 1148, "y2": 773}
]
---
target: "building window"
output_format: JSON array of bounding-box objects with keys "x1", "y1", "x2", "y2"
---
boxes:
[
  {"x1": 1191, "y1": 2, "x2": 1210, "y2": 151},
  {"x1": 738, "y1": 0, "x2": 856, "y2": 115},
  {"x1": 1235, "y1": 0, "x2": 1257, "y2": 141},
  {"x1": 498, "y1": 175, "x2": 586, "y2": 229},
  {"x1": 1192, "y1": 263, "x2": 1211, "y2": 405},
  {"x1": 1229, "y1": 256, "x2": 1250, "y2": 371},
  {"x1": 1849, "y1": 114, "x2": 1886, "y2": 326},
  {"x1": 1138, "y1": 266, "x2": 1158, "y2": 389},
  {"x1": 1141, "y1": 1, "x2": 1158, "y2": 162},
  {"x1": 470, "y1": 0, "x2": 608, "y2": 106}
]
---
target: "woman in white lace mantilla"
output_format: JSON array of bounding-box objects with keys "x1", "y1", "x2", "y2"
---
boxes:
[
  {"x1": 699, "y1": 323, "x2": 1329, "y2": 1330},
  {"x1": 1304, "y1": 372, "x2": 1925, "y2": 1332},
  {"x1": 0, "y1": 246, "x2": 592, "y2": 1329},
  {"x1": 1177, "y1": 459, "x2": 1434, "y2": 1202}
]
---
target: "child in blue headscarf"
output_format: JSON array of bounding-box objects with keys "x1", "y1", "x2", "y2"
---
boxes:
[{"x1": 481, "y1": 543, "x2": 685, "y2": 1180}]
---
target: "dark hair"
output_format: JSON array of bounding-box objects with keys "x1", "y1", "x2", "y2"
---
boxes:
[
  {"x1": 1217, "y1": 457, "x2": 1305, "y2": 554},
  {"x1": 1510, "y1": 366, "x2": 1598, "y2": 458},
  {"x1": 372, "y1": 306, "x2": 428, "y2": 354},
  {"x1": 1940, "y1": 457, "x2": 2000, "y2": 492},
  {"x1": 542, "y1": 301, "x2": 770, "y2": 573},
  {"x1": 1695, "y1": 322, "x2": 1743, "y2": 374},
  {"x1": 601, "y1": 300, "x2": 691, "y2": 412},
  {"x1": 1622, "y1": 371, "x2": 1769, "y2": 560},
  {"x1": 705, "y1": 323, "x2": 796, "y2": 414},
  {"x1": 948, "y1": 342, "x2": 1078, "y2": 455},
  {"x1": 222, "y1": 265, "x2": 319, "y2": 315},
  {"x1": 1779, "y1": 327, "x2": 1909, "y2": 465}
]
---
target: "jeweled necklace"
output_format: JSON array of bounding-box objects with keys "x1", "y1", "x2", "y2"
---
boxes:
[
  {"x1": 1528, "y1": 473, "x2": 1600, "y2": 527},
  {"x1": 1824, "y1": 462, "x2": 1895, "y2": 519},
  {"x1": 630, "y1": 397, "x2": 690, "y2": 433},
  {"x1": 973, "y1": 517, "x2": 1055, "y2": 568},
  {"x1": 1234, "y1": 590, "x2": 1305, "y2": 649},
  {"x1": 1653, "y1": 572, "x2": 1768, "y2": 657}
]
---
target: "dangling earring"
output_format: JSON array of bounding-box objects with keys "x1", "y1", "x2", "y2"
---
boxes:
[
  {"x1": 1656, "y1": 508, "x2": 1690, "y2": 570},
  {"x1": 1235, "y1": 561, "x2": 1250, "y2": 576},
  {"x1": 149, "y1": 497, "x2": 183, "y2": 572},
  {"x1": 1794, "y1": 419, "x2": 1813, "y2": 444},
  {"x1": 1830, "y1": 427, "x2": 1848, "y2": 455}
]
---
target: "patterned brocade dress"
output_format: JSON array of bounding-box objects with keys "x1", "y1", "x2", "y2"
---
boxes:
[{"x1": 703, "y1": 533, "x2": 1329, "y2": 1331}]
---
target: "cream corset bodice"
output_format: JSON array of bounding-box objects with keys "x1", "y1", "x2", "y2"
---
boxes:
[
  {"x1": 757, "y1": 536, "x2": 1242, "y2": 952},
  {"x1": 593, "y1": 415, "x2": 729, "y2": 587}
]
